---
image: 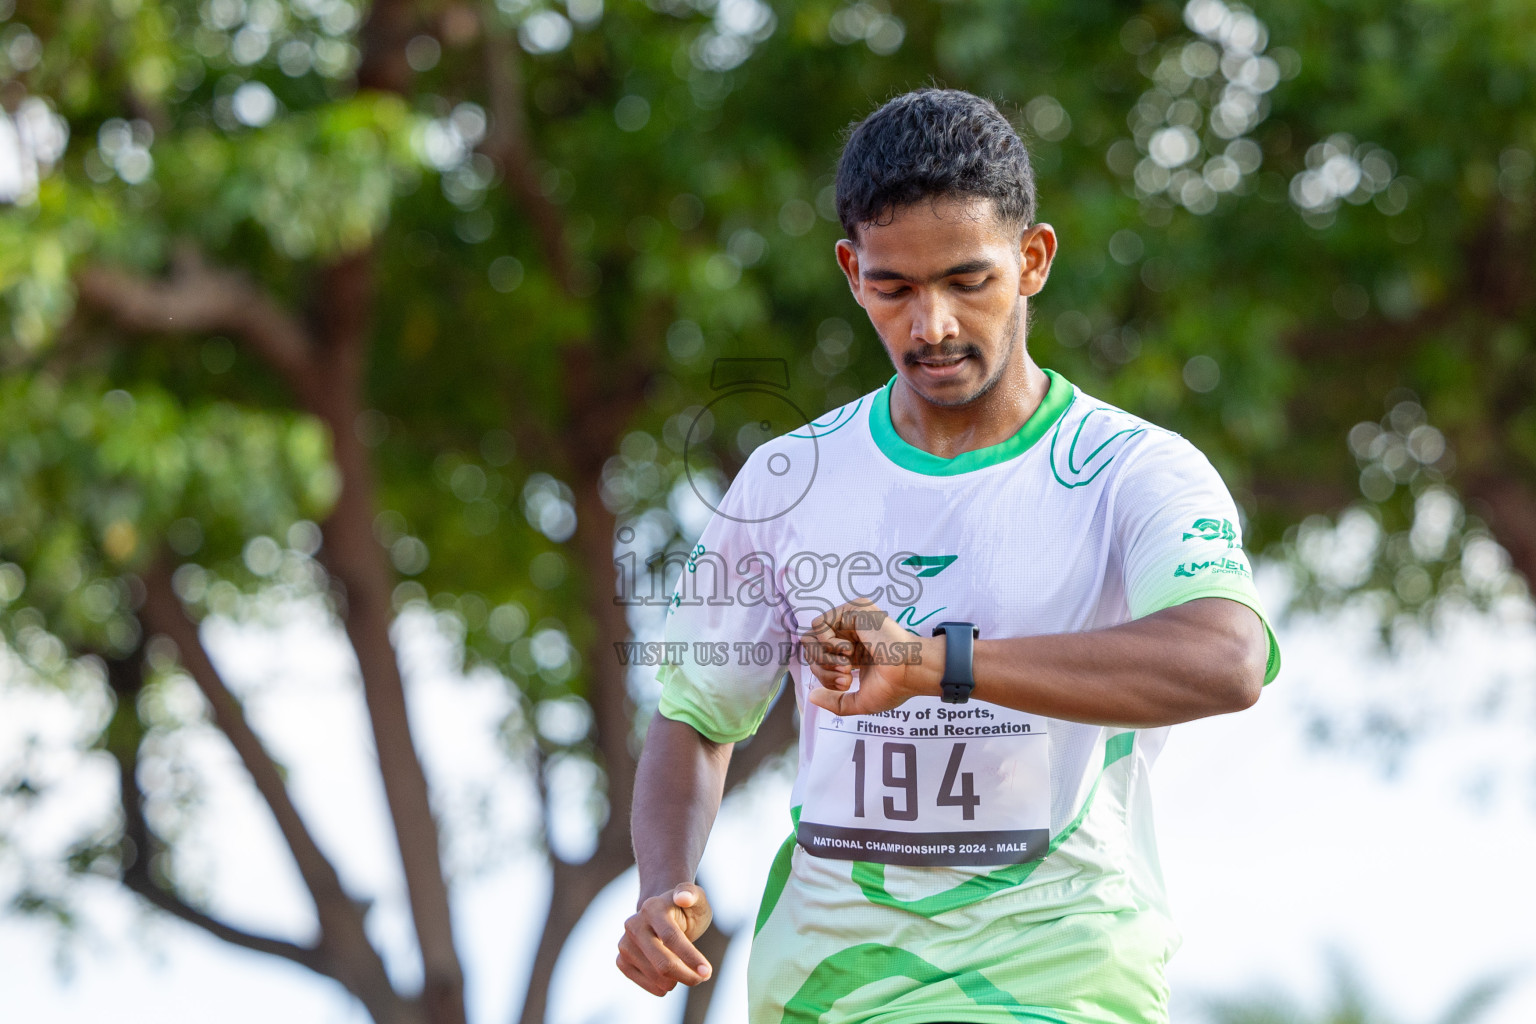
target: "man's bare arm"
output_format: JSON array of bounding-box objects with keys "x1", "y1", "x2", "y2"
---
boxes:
[
  {"x1": 805, "y1": 597, "x2": 1268, "y2": 727},
  {"x1": 633, "y1": 713, "x2": 733, "y2": 899},
  {"x1": 617, "y1": 713, "x2": 733, "y2": 996},
  {"x1": 969, "y1": 598, "x2": 1267, "y2": 726}
]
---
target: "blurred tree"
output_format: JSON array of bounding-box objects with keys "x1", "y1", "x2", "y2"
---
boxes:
[
  {"x1": 0, "y1": 0, "x2": 1532, "y2": 1023},
  {"x1": 1202, "y1": 954, "x2": 1511, "y2": 1024}
]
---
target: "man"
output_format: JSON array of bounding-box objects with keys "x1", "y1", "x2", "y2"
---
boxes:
[{"x1": 617, "y1": 88, "x2": 1279, "y2": 1024}]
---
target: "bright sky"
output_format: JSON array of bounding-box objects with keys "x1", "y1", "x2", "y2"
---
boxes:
[{"x1": 3, "y1": 572, "x2": 1534, "y2": 1024}]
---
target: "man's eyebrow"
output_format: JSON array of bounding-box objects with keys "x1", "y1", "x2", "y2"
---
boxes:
[{"x1": 861, "y1": 259, "x2": 996, "y2": 283}]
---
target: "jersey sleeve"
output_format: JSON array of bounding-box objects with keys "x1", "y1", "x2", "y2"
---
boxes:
[
  {"x1": 1115, "y1": 433, "x2": 1282, "y2": 684},
  {"x1": 656, "y1": 456, "x2": 793, "y2": 743}
]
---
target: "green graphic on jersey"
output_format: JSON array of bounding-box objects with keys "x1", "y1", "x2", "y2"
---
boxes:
[
  {"x1": 1049, "y1": 400, "x2": 1147, "y2": 490},
  {"x1": 788, "y1": 397, "x2": 866, "y2": 440},
  {"x1": 894, "y1": 604, "x2": 947, "y2": 631},
  {"x1": 1181, "y1": 517, "x2": 1240, "y2": 548},
  {"x1": 780, "y1": 943, "x2": 1063, "y2": 1024},
  {"x1": 900, "y1": 554, "x2": 958, "y2": 577},
  {"x1": 755, "y1": 823, "x2": 799, "y2": 936}
]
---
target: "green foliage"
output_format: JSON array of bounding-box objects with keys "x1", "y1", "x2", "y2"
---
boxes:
[
  {"x1": 1, "y1": 0, "x2": 1534, "y2": 975},
  {"x1": 156, "y1": 93, "x2": 420, "y2": 259},
  {"x1": 0, "y1": 376, "x2": 335, "y2": 666},
  {"x1": 5, "y1": 0, "x2": 1532, "y2": 663}
]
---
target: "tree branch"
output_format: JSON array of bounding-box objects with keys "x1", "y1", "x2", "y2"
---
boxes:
[
  {"x1": 355, "y1": 0, "x2": 420, "y2": 94},
  {"x1": 105, "y1": 653, "x2": 321, "y2": 972},
  {"x1": 481, "y1": 15, "x2": 576, "y2": 294},
  {"x1": 74, "y1": 245, "x2": 321, "y2": 407},
  {"x1": 101, "y1": 650, "x2": 411, "y2": 1023},
  {"x1": 568, "y1": 470, "x2": 641, "y2": 878},
  {"x1": 136, "y1": 563, "x2": 387, "y2": 974},
  {"x1": 516, "y1": 855, "x2": 619, "y2": 1024},
  {"x1": 120, "y1": 868, "x2": 330, "y2": 974}
]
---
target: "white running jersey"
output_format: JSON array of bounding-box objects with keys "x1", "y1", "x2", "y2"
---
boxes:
[{"x1": 656, "y1": 369, "x2": 1279, "y2": 1024}]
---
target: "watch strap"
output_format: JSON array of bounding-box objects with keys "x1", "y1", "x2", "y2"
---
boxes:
[{"x1": 931, "y1": 621, "x2": 980, "y2": 703}]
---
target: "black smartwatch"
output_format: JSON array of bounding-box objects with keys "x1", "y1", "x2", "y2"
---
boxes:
[{"x1": 931, "y1": 621, "x2": 980, "y2": 704}]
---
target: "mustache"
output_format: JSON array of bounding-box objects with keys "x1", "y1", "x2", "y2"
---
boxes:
[{"x1": 905, "y1": 345, "x2": 981, "y2": 366}]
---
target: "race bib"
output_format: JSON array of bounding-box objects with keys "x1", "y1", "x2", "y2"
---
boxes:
[{"x1": 797, "y1": 699, "x2": 1050, "y2": 867}]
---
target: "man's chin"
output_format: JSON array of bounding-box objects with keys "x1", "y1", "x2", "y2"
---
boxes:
[{"x1": 902, "y1": 361, "x2": 991, "y2": 407}]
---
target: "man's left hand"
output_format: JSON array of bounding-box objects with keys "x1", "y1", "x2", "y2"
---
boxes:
[{"x1": 800, "y1": 599, "x2": 941, "y2": 716}]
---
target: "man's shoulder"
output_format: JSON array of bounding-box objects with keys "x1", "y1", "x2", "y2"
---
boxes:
[
  {"x1": 719, "y1": 388, "x2": 880, "y2": 522},
  {"x1": 1044, "y1": 379, "x2": 1191, "y2": 491},
  {"x1": 784, "y1": 388, "x2": 879, "y2": 446},
  {"x1": 742, "y1": 388, "x2": 878, "y2": 474}
]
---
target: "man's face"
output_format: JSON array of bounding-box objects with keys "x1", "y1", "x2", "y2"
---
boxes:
[{"x1": 835, "y1": 197, "x2": 1056, "y2": 408}]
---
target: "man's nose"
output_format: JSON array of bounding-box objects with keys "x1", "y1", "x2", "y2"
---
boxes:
[{"x1": 909, "y1": 291, "x2": 960, "y2": 346}]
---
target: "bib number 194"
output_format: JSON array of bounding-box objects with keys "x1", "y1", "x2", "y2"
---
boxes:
[
  {"x1": 851, "y1": 739, "x2": 978, "y2": 822},
  {"x1": 797, "y1": 703, "x2": 1051, "y2": 867}
]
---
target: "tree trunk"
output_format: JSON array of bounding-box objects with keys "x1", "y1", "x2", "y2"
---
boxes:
[
  {"x1": 514, "y1": 399, "x2": 642, "y2": 1024},
  {"x1": 516, "y1": 856, "x2": 631, "y2": 1024},
  {"x1": 1464, "y1": 475, "x2": 1536, "y2": 589},
  {"x1": 309, "y1": 254, "x2": 466, "y2": 1024}
]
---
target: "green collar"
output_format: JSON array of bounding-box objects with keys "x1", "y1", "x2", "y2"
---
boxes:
[{"x1": 867, "y1": 367, "x2": 1074, "y2": 476}]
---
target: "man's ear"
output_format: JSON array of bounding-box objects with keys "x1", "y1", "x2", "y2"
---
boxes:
[
  {"x1": 834, "y1": 239, "x2": 866, "y2": 308},
  {"x1": 1017, "y1": 223, "x2": 1058, "y2": 298}
]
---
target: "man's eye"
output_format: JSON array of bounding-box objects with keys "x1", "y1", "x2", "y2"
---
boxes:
[
  {"x1": 876, "y1": 286, "x2": 909, "y2": 299},
  {"x1": 954, "y1": 279, "x2": 989, "y2": 292}
]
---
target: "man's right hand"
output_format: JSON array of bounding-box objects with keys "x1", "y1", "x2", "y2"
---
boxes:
[{"x1": 616, "y1": 882, "x2": 715, "y2": 996}]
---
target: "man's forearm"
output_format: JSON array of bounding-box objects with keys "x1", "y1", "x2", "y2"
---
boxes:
[
  {"x1": 963, "y1": 598, "x2": 1267, "y2": 728},
  {"x1": 632, "y1": 713, "x2": 734, "y2": 905}
]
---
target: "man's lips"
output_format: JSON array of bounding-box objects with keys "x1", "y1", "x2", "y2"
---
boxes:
[{"x1": 912, "y1": 354, "x2": 971, "y2": 378}]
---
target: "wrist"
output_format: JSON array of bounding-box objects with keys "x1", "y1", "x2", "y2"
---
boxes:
[
  {"x1": 637, "y1": 874, "x2": 693, "y2": 909},
  {"x1": 914, "y1": 634, "x2": 946, "y2": 698}
]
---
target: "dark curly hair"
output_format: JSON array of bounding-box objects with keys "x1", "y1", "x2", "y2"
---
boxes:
[{"x1": 835, "y1": 88, "x2": 1037, "y2": 241}]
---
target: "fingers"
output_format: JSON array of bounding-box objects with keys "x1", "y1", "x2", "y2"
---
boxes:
[
  {"x1": 808, "y1": 683, "x2": 865, "y2": 717},
  {"x1": 616, "y1": 935, "x2": 674, "y2": 996},
  {"x1": 803, "y1": 600, "x2": 917, "y2": 716},
  {"x1": 802, "y1": 605, "x2": 869, "y2": 687},
  {"x1": 802, "y1": 634, "x2": 854, "y2": 665},
  {"x1": 807, "y1": 599, "x2": 885, "y2": 642},
  {"x1": 667, "y1": 883, "x2": 714, "y2": 939},
  {"x1": 827, "y1": 597, "x2": 887, "y2": 639},
  {"x1": 799, "y1": 634, "x2": 854, "y2": 689},
  {"x1": 670, "y1": 883, "x2": 707, "y2": 918},
  {"x1": 616, "y1": 886, "x2": 715, "y2": 995},
  {"x1": 801, "y1": 613, "x2": 853, "y2": 666},
  {"x1": 807, "y1": 686, "x2": 841, "y2": 715},
  {"x1": 619, "y1": 914, "x2": 703, "y2": 991},
  {"x1": 648, "y1": 911, "x2": 711, "y2": 982},
  {"x1": 804, "y1": 609, "x2": 837, "y2": 642}
]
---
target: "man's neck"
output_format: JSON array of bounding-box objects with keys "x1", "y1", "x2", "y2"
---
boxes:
[{"x1": 888, "y1": 357, "x2": 1050, "y2": 460}]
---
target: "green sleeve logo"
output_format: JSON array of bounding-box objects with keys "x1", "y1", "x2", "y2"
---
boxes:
[
  {"x1": 1181, "y1": 517, "x2": 1240, "y2": 548},
  {"x1": 1174, "y1": 557, "x2": 1251, "y2": 579}
]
